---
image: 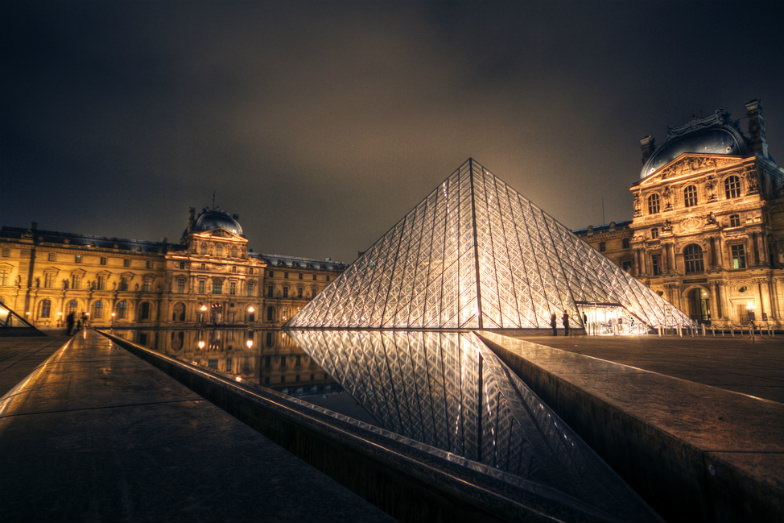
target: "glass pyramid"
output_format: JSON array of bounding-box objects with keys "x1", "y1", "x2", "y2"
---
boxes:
[{"x1": 289, "y1": 158, "x2": 692, "y2": 330}]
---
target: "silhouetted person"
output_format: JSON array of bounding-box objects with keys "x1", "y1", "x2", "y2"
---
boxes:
[
  {"x1": 550, "y1": 313, "x2": 557, "y2": 336},
  {"x1": 66, "y1": 311, "x2": 75, "y2": 336},
  {"x1": 562, "y1": 310, "x2": 570, "y2": 336}
]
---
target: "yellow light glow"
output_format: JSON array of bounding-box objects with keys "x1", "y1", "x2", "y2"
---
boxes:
[
  {"x1": 235, "y1": 376, "x2": 242, "y2": 382},
  {"x1": 245, "y1": 339, "x2": 253, "y2": 349},
  {"x1": 197, "y1": 340, "x2": 206, "y2": 349},
  {"x1": 247, "y1": 305, "x2": 255, "y2": 313}
]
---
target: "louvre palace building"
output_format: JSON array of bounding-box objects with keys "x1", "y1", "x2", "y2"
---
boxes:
[
  {"x1": 576, "y1": 99, "x2": 784, "y2": 328},
  {"x1": 0, "y1": 207, "x2": 345, "y2": 330}
]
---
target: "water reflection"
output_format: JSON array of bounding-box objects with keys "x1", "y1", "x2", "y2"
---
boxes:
[
  {"x1": 288, "y1": 329, "x2": 647, "y2": 515},
  {"x1": 111, "y1": 328, "x2": 336, "y2": 396}
]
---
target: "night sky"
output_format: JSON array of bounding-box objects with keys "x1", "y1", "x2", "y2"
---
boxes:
[{"x1": 4, "y1": 1, "x2": 783, "y2": 264}]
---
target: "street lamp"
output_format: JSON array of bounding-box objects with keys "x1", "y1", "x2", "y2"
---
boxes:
[
  {"x1": 199, "y1": 304, "x2": 207, "y2": 325},
  {"x1": 746, "y1": 301, "x2": 757, "y2": 322},
  {"x1": 247, "y1": 305, "x2": 255, "y2": 324}
]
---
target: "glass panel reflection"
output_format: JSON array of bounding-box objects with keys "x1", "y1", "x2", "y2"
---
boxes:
[{"x1": 288, "y1": 329, "x2": 650, "y2": 516}]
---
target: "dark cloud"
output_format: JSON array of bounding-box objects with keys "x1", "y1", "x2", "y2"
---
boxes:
[{"x1": 3, "y1": 1, "x2": 783, "y2": 263}]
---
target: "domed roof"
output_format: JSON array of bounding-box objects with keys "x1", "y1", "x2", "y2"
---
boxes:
[
  {"x1": 641, "y1": 109, "x2": 750, "y2": 179},
  {"x1": 191, "y1": 208, "x2": 244, "y2": 236}
]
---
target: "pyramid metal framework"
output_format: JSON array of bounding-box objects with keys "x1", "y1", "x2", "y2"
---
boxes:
[{"x1": 289, "y1": 158, "x2": 692, "y2": 330}]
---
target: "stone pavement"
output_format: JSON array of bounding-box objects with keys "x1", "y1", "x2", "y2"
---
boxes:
[
  {"x1": 517, "y1": 333, "x2": 784, "y2": 402},
  {"x1": 0, "y1": 331, "x2": 394, "y2": 522}
]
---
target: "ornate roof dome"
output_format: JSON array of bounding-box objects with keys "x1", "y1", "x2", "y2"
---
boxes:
[
  {"x1": 191, "y1": 208, "x2": 244, "y2": 236},
  {"x1": 641, "y1": 109, "x2": 751, "y2": 179}
]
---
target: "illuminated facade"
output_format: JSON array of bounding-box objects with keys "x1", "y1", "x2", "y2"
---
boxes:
[
  {"x1": 0, "y1": 207, "x2": 345, "y2": 329},
  {"x1": 290, "y1": 158, "x2": 692, "y2": 330},
  {"x1": 577, "y1": 100, "x2": 784, "y2": 327}
]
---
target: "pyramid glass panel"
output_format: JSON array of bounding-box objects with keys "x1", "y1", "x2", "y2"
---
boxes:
[{"x1": 289, "y1": 158, "x2": 692, "y2": 329}]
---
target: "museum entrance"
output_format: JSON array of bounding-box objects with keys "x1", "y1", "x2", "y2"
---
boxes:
[
  {"x1": 576, "y1": 302, "x2": 648, "y2": 335},
  {"x1": 686, "y1": 288, "x2": 710, "y2": 323}
]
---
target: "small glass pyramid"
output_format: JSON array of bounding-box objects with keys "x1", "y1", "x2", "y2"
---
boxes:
[{"x1": 289, "y1": 158, "x2": 692, "y2": 330}]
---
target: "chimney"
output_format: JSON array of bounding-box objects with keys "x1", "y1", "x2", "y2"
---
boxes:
[
  {"x1": 640, "y1": 135, "x2": 656, "y2": 164},
  {"x1": 745, "y1": 99, "x2": 768, "y2": 157}
]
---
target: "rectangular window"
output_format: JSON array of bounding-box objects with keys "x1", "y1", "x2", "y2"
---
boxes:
[
  {"x1": 146, "y1": 260, "x2": 152, "y2": 269},
  {"x1": 48, "y1": 252, "x2": 56, "y2": 262},
  {"x1": 731, "y1": 244, "x2": 747, "y2": 270},
  {"x1": 599, "y1": 242, "x2": 606, "y2": 252},
  {"x1": 75, "y1": 255, "x2": 82, "y2": 263},
  {"x1": 119, "y1": 278, "x2": 128, "y2": 291},
  {"x1": 142, "y1": 278, "x2": 152, "y2": 292},
  {"x1": 100, "y1": 257, "x2": 107, "y2": 265},
  {"x1": 44, "y1": 273, "x2": 55, "y2": 288},
  {"x1": 124, "y1": 258, "x2": 130, "y2": 267},
  {"x1": 283, "y1": 287, "x2": 288, "y2": 298},
  {"x1": 179, "y1": 261, "x2": 186, "y2": 269},
  {"x1": 0, "y1": 269, "x2": 9, "y2": 286},
  {"x1": 284, "y1": 272, "x2": 289, "y2": 279},
  {"x1": 247, "y1": 281, "x2": 255, "y2": 297},
  {"x1": 268, "y1": 271, "x2": 274, "y2": 278},
  {"x1": 1, "y1": 248, "x2": 10, "y2": 257},
  {"x1": 96, "y1": 275, "x2": 105, "y2": 290},
  {"x1": 177, "y1": 278, "x2": 186, "y2": 293},
  {"x1": 297, "y1": 287, "x2": 303, "y2": 298},
  {"x1": 198, "y1": 280, "x2": 206, "y2": 294},
  {"x1": 651, "y1": 228, "x2": 659, "y2": 239},
  {"x1": 71, "y1": 274, "x2": 81, "y2": 289},
  {"x1": 298, "y1": 273, "x2": 303, "y2": 280},
  {"x1": 312, "y1": 274, "x2": 317, "y2": 281},
  {"x1": 229, "y1": 281, "x2": 236, "y2": 295},
  {"x1": 212, "y1": 279, "x2": 222, "y2": 294},
  {"x1": 267, "y1": 286, "x2": 273, "y2": 297},
  {"x1": 651, "y1": 254, "x2": 662, "y2": 276}
]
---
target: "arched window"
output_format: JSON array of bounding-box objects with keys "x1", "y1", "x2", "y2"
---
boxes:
[
  {"x1": 39, "y1": 299, "x2": 51, "y2": 318},
  {"x1": 172, "y1": 302, "x2": 185, "y2": 322},
  {"x1": 139, "y1": 302, "x2": 151, "y2": 320},
  {"x1": 683, "y1": 244, "x2": 704, "y2": 274},
  {"x1": 93, "y1": 300, "x2": 103, "y2": 319},
  {"x1": 67, "y1": 300, "x2": 78, "y2": 314},
  {"x1": 117, "y1": 301, "x2": 127, "y2": 319},
  {"x1": 647, "y1": 194, "x2": 660, "y2": 214},
  {"x1": 724, "y1": 175, "x2": 741, "y2": 199},
  {"x1": 683, "y1": 185, "x2": 698, "y2": 207}
]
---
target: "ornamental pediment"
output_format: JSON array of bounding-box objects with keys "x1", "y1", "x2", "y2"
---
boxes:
[
  {"x1": 640, "y1": 154, "x2": 743, "y2": 186},
  {"x1": 191, "y1": 229, "x2": 246, "y2": 242}
]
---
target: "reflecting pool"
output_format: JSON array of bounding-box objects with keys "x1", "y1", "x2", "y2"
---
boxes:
[{"x1": 114, "y1": 326, "x2": 655, "y2": 519}]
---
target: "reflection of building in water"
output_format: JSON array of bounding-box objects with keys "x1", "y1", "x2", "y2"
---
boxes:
[
  {"x1": 289, "y1": 329, "x2": 656, "y2": 520},
  {"x1": 0, "y1": 206, "x2": 345, "y2": 329},
  {"x1": 115, "y1": 328, "x2": 335, "y2": 395},
  {"x1": 291, "y1": 158, "x2": 691, "y2": 331},
  {"x1": 577, "y1": 100, "x2": 784, "y2": 328}
]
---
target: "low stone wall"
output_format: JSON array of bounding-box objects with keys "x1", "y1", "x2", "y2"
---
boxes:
[{"x1": 478, "y1": 332, "x2": 784, "y2": 523}]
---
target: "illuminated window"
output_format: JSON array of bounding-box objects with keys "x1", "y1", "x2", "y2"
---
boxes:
[
  {"x1": 39, "y1": 299, "x2": 51, "y2": 318},
  {"x1": 729, "y1": 214, "x2": 741, "y2": 227},
  {"x1": 651, "y1": 254, "x2": 662, "y2": 275},
  {"x1": 683, "y1": 244, "x2": 704, "y2": 273},
  {"x1": 647, "y1": 194, "x2": 660, "y2": 214},
  {"x1": 731, "y1": 244, "x2": 746, "y2": 269},
  {"x1": 651, "y1": 228, "x2": 659, "y2": 239},
  {"x1": 683, "y1": 185, "x2": 698, "y2": 207},
  {"x1": 724, "y1": 175, "x2": 741, "y2": 199}
]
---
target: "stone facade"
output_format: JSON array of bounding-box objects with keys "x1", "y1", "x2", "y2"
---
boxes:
[
  {"x1": 0, "y1": 207, "x2": 346, "y2": 329},
  {"x1": 577, "y1": 100, "x2": 784, "y2": 328}
]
